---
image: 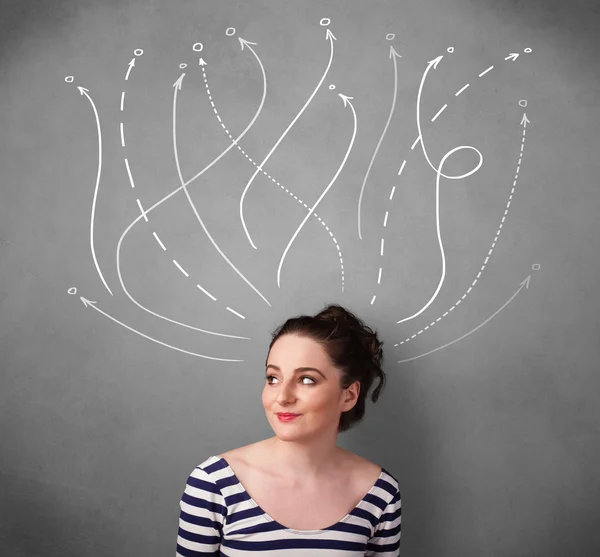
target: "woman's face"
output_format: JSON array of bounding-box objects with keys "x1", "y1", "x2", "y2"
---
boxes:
[{"x1": 262, "y1": 334, "x2": 359, "y2": 438}]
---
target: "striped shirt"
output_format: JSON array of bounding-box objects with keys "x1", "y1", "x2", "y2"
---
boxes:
[{"x1": 176, "y1": 455, "x2": 401, "y2": 556}]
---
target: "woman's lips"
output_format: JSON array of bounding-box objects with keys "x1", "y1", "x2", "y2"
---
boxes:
[{"x1": 277, "y1": 413, "x2": 301, "y2": 421}]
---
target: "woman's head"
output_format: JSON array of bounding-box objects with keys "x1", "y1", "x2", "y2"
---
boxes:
[{"x1": 262, "y1": 303, "x2": 386, "y2": 436}]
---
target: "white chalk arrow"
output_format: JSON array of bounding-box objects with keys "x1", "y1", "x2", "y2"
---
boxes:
[
  {"x1": 238, "y1": 37, "x2": 257, "y2": 50},
  {"x1": 125, "y1": 58, "x2": 135, "y2": 80},
  {"x1": 396, "y1": 145, "x2": 466, "y2": 324},
  {"x1": 173, "y1": 73, "x2": 185, "y2": 90},
  {"x1": 276, "y1": 93, "x2": 358, "y2": 288},
  {"x1": 172, "y1": 73, "x2": 186, "y2": 185},
  {"x1": 416, "y1": 56, "x2": 483, "y2": 181},
  {"x1": 521, "y1": 113, "x2": 530, "y2": 127},
  {"x1": 338, "y1": 93, "x2": 354, "y2": 106},
  {"x1": 505, "y1": 53, "x2": 519, "y2": 61},
  {"x1": 80, "y1": 297, "x2": 248, "y2": 360},
  {"x1": 115, "y1": 44, "x2": 273, "y2": 333},
  {"x1": 397, "y1": 109, "x2": 532, "y2": 343},
  {"x1": 389, "y1": 45, "x2": 401, "y2": 59},
  {"x1": 239, "y1": 27, "x2": 336, "y2": 250},
  {"x1": 415, "y1": 56, "x2": 455, "y2": 179},
  {"x1": 78, "y1": 86, "x2": 113, "y2": 296},
  {"x1": 398, "y1": 275, "x2": 532, "y2": 363},
  {"x1": 357, "y1": 44, "x2": 402, "y2": 240}
]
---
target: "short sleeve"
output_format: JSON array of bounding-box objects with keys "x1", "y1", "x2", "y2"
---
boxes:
[
  {"x1": 175, "y1": 465, "x2": 227, "y2": 556},
  {"x1": 365, "y1": 487, "x2": 402, "y2": 556}
]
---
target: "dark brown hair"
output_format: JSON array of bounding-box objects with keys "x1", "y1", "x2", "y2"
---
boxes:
[{"x1": 267, "y1": 303, "x2": 386, "y2": 433}]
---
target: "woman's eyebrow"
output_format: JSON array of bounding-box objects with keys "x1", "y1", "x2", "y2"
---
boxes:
[{"x1": 266, "y1": 364, "x2": 326, "y2": 378}]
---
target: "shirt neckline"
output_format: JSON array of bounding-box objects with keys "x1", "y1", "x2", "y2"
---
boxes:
[{"x1": 218, "y1": 455, "x2": 384, "y2": 534}]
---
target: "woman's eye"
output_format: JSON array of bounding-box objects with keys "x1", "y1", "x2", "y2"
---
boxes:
[{"x1": 266, "y1": 375, "x2": 315, "y2": 385}]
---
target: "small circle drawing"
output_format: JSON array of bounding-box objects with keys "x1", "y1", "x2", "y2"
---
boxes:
[
  {"x1": 134, "y1": 49, "x2": 143, "y2": 56},
  {"x1": 524, "y1": 48, "x2": 532, "y2": 53},
  {"x1": 385, "y1": 33, "x2": 395, "y2": 41},
  {"x1": 67, "y1": 287, "x2": 77, "y2": 295},
  {"x1": 532, "y1": 264, "x2": 540, "y2": 271},
  {"x1": 179, "y1": 63, "x2": 187, "y2": 69},
  {"x1": 320, "y1": 18, "x2": 331, "y2": 26},
  {"x1": 65, "y1": 76, "x2": 74, "y2": 83},
  {"x1": 193, "y1": 43, "x2": 204, "y2": 52},
  {"x1": 329, "y1": 84, "x2": 336, "y2": 90},
  {"x1": 519, "y1": 100, "x2": 528, "y2": 107},
  {"x1": 226, "y1": 27, "x2": 236, "y2": 36},
  {"x1": 447, "y1": 46, "x2": 454, "y2": 53}
]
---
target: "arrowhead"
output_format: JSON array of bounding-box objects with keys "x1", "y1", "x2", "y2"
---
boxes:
[
  {"x1": 326, "y1": 28, "x2": 337, "y2": 41},
  {"x1": 520, "y1": 275, "x2": 532, "y2": 289},
  {"x1": 389, "y1": 45, "x2": 401, "y2": 59},
  {"x1": 428, "y1": 55, "x2": 443, "y2": 69},
  {"x1": 198, "y1": 57, "x2": 207, "y2": 66},
  {"x1": 521, "y1": 113, "x2": 530, "y2": 126},
  {"x1": 338, "y1": 93, "x2": 354, "y2": 107},
  {"x1": 173, "y1": 73, "x2": 185, "y2": 89},
  {"x1": 238, "y1": 37, "x2": 257, "y2": 50},
  {"x1": 128, "y1": 58, "x2": 135, "y2": 68},
  {"x1": 505, "y1": 53, "x2": 519, "y2": 61},
  {"x1": 77, "y1": 86, "x2": 89, "y2": 95},
  {"x1": 80, "y1": 296, "x2": 97, "y2": 307}
]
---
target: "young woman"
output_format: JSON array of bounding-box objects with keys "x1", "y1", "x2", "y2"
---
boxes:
[{"x1": 176, "y1": 304, "x2": 402, "y2": 555}]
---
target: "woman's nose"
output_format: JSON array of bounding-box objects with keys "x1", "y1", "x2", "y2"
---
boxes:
[{"x1": 275, "y1": 381, "x2": 297, "y2": 400}]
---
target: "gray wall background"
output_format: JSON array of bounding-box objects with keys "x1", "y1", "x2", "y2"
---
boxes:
[{"x1": 1, "y1": 0, "x2": 599, "y2": 555}]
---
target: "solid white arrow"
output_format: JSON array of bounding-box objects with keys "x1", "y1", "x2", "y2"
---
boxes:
[
  {"x1": 239, "y1": 29, "x2": 337, "y2": 250},
  {"x1": 276, "y1": 93, "x2": 358, "y2": 288},
  {"x1": 357, "y1": 44, "x2": 402, "y2": 241},
  {"x1": 416, "y1": 56, "x2": 483, "y2": 181},
  {"x1": 395, "y1": 144, "x2": 478, "y2": 325},
  {"x1": 398, "y1": 110, "x2": 532, "y2": 342},
  {"x1": 116, "y1": 47, "x2": 273, "y2": 332},
  {"x1": 398, "y1": 275, "x2": 532, "y2": 363},
  {"x1": 125, "y1": 58, "x2": 135, "y2": 80},
  {"x1": 173, "y1": 73, "x2": 185, "y2": 91},
  {"x1": 238, "y1": 37, "x2": 257, "y2": 50},
  {"x1": 172, "y1": 73, "x2": 186, "y2": 185},
  {"x1": 78, "y1": 86, "x2": 113, "y2": 296},
  {"x1": 80, "y1": 296, "x2": 248, "y2": 359}
]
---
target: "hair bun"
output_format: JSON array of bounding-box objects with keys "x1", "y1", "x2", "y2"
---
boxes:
[{"x1": 315, "y1": 305, "x2": 349, "y2": 322}]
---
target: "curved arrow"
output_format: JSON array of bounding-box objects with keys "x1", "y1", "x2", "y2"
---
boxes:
[
  {"x1": 116, "y1": 59, "x2": 272, "y2": 335},
  {"x1": 172, "y1": 70, "x2": 271, "y2": 307},
  {"x1": 125, "y1": 58, "x2": 135, "y2": 80},
  {"x1": 172, "y1": 73, "x2": 186, "y2": 189},
  {"x1": 398, "y1": 275, "x2": 532, "y2": 363},
  {"x1": 357, "y1": 45, "x2": 402, "y2": 241},
  {"x1": 239, "y1": 29, "x2": 337, "y2": 250},
  {"x1": 202, "y1": 64, "x2": 346, "y2": 290},
  {"x1": 396, "y1": 144, "x2": 481, "y2": 324},
  {"x1": 80, "y1": 297, "x2": 247, "y2": 360},
  {"x1": 416, "y1": 56, "x2": 483, "y2": 181},
  {"x1": 276, "y1": 93, "x2": 358, "y2": 288},
  {"x1": 399, "y1": 111, "x2": 532, "y2": 342},
  {"x1": 78, "y1": 86, "x2": 113, "y2": 296}
]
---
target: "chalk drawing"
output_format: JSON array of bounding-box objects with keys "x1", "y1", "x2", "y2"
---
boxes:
[{"x1": 65, "y1": 20, "x2": 535, "y2": 364}]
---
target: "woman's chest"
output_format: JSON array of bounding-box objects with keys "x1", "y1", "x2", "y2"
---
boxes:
[
  {"x1": 242, "y1": 476, "x2": 366, "y2": 530},
  {"x1": 222, "y1": 452, "x2": 379, "y2": 531}
]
